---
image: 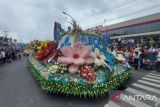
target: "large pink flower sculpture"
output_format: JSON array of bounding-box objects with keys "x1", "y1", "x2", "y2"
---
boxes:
[{"x1": 58, "y1": 42, "x2": 94, "y2": 73}]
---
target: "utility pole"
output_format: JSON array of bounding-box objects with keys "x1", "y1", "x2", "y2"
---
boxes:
[
  {"x1": 104, "y1": 19, "x2": 106, "y2": 27},
  {"x1": 62, "y1": 12, "x2": 77, "y2": 30}
]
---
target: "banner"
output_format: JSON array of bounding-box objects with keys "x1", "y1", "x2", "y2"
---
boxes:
[
  {"x1": 54, "y1": 22, "x2": 61, "y2": 43},
  {"x1": 58, "y1": 32, "x2": 110, "y2": 49}
]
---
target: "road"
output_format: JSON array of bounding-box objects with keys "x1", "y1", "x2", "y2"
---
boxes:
[{"x1": 0, "y1": 57, "x2": 160, "y2": 107}]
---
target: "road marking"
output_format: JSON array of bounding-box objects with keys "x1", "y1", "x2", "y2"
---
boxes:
[
  {"x1": 132, "y1": 83, "x2": 160, "y2": 94},
  {"x1": 104, "y1": 72, "x2": 160, "y2": 107},
  {"x1": 148, "y1": 73, "x2": 160, "y2": 77},
  {"x1": 142, "y1": 77, "x2": 160, "y2": 83},
  {"x1": 125, "y1": 87, "x2": 160, "y2": 103},
  {"x1": 138, "y1": 80, "x2": 160, "y2": 88},
  {"x1": 145, "y1": 75, "x2": 160, "y2": 80}
]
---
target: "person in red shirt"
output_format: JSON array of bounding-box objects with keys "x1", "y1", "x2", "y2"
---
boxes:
[{"x1": 128, "y1": 46, "x2": 134, "y2": 66}]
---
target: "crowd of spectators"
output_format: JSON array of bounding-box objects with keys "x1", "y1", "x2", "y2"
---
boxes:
[
  {"x1": 0, "y1": 49, "x2": 22, "y2": 67},
  {"x1": 110, "y1": 37, "x2": 160, "y2": 71}
]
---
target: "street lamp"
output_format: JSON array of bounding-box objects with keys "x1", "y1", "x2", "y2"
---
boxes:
[
  {"x1": 62, "y1": 12, "x2": 74, "y2": 22},
  {"x1": 62, "y1": 12, "x2": 78, "y2": 46},
  {"x1": 62, "y1": 12, "x2": 77, "y2": 29}
]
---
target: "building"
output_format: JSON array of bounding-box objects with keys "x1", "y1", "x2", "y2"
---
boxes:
[
  {"x1": 86, "y1": 25, "x2": 103, "y2": 33},
  {"x1": 87, "y1": 12, "x2": 160, "y2": 43},
  {"x1": 101, "y1": 12, "x2": 160, "y2": 41}
]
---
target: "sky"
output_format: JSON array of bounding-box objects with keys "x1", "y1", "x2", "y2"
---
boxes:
[{"x1": 0, "y1": 0, "x2": 160, "y2": 43}]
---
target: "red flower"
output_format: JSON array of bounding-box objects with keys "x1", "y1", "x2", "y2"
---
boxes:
[
  {"x1": 34, "y1": 42, "x2": 59, "y2": 62},
  {"x1": 53, "y1": 49, "x2": 59, "y2": 56},
  {"x1": 79, "y1": 65, "x2": 96, "y2": 82}
]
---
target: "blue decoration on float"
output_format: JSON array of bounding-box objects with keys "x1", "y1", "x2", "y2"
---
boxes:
[
  {"x1": 59, "y1": 32, "x2": 110, "y2": 49},
  {"x1": 59, "y1": 35, "x2": 71, "y2": 48},
  {"x1": 54, "y1": 22, "x2": 61, "y2": 44},
  {"x1": 101, "y1": 32, "x2": 110, "y2": 48},
  {"x1": 64, "y1": 36, "x2": 71, "y2": 46}
]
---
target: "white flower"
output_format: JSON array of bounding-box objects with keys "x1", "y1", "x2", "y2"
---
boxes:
[
  {"x1": 74, "y1": 78, "x2": 78, "y2": 82},
  {"x1": 115, "y1": 54, "x2": 126, "y2": 62},
  {"x1": 91, "y1": 48, "x2": 110, "y2": 70}
]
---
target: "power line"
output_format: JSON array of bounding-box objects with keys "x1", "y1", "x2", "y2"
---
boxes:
[
  {"x1": 78, "y1": 0, "x2": 135, "y2": 21},
  {"x1": 81, "y1": 0, "x2": 147, "y2": 28},
  {"x1": 106, "y1": 3, "x2": 160, "y2": 24},
  {"x1": 83, "y1": 3, "x2": 160, "y2": 29},
  {"x1": 78, "y1": 0, "x2": 137, "y2": 22},
  {"x1": 79, "y1": 0, "x2": 148, "y2": 23}
]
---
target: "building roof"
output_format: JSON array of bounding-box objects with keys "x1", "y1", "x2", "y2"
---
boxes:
[{"x1": 101, "y1": 12, "x2": 160, "y2": 32}]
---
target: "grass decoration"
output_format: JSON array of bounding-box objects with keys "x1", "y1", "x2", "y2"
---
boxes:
[{"x1": 28, "y1": 61, "x2": 132, "y2": 98}]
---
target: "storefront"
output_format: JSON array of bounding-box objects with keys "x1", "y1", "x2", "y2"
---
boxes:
[{"x1": 102, "y1": 13, "x2": 160, "y2": 45}]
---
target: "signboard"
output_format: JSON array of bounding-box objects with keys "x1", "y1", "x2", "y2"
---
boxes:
[
  {"x1": 54, "y1": 22, "x2": 61, "y2": 43},
  {"x1": 58, "y1": 32, "x2": 110, "y2": 50}
]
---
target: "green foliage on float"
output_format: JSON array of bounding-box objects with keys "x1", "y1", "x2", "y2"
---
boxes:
[{"x1": 28, "y1": 62, "x2": 132, "y2": 98}]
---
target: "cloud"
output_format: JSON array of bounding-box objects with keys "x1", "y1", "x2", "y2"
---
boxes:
[{"x1": 0, "y1": 0, "x2": 160, "y2": 43}]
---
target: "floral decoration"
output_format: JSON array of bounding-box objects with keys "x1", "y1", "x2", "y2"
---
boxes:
[
  {"x1": 58, "y1": 41, "x2": 94, "y2": 73},
  {"x1": 79, "y1": 65, "x2": 96, "y2": 82}
]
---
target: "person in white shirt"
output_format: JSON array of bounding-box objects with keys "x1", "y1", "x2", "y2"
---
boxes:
[
  {"x1": 157, "y1": 52, "x2": 160, "y2": 62},
  {"x1": 130, "y1": 38, "x2": 135, "y2": 47},
  {"x1": 0, "y1": 50, "x2": 2, "y2": 66},
  {"x1": 149, "y1": 46, "x2": 156, "y2": 53},
  {"x1": 124, "y1": 49, "x2": 131, "y2": 68},
  {"x1": 156, "y1": 52, "x2": 160, "y2": 72},
  {"x1": 133, "y1": 49, "x2": 141, "y2": 70},
  {"x1": 1, "y1": 50, "x2": 6, "y2": 64}
]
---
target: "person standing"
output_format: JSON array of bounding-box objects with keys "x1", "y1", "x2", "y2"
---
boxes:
[
  {"x1": 133, "y1": 49, "x2": 141, "y2": 70},
  {"x1": 149, "y1": 45, "x2": 156, "y2": 53},
  {"x1": 124, "y1": 49, "x2": 131, "y2": 68},
  {"x1": 8, "y1": 51, "x2": 12, "y2": 63},
  {"x1": 5, "y1": 51, "x2": 9, "y2": 63},
  {"x1": 0, "y1": 50, "x2": 2, "y2": 66},
  {"x1": 12, "y1": 51, "x2": 16, "y2": 60},
  {"x1": 128, "y1": 47, "x2": 134, "y2": 66},
  {"x1": 1, "y1": 50, "x2": 6, "y2": 64},
  {"x1": 156, "y1": 52, "x2": 160, "y2": 72},
  {"x1": 18, "y1": 51, "x2": 22, "y2": 60}
]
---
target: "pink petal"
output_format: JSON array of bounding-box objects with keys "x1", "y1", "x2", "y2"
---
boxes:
[
  {"x1": 58, "y1": 57, "x2": 73, "y2": 64},
  {"x1": 73, "y1": 41, "x2": 82, "y2": 52},
  {"x1": 61, "y1": 47, "x2": 73, "y2": 57},
  {"x1": 69, "y1": 64, "x2": 79, "y2": 73},
  {"x1": 73, "y1": 57, "x2": 85, "y2": 65},
  {"x1": 79, "y1": 46, "x2": 90, "y2": 58},
  {"x1": 85, "y1": 57, "x2": 94, "y2": 65}
]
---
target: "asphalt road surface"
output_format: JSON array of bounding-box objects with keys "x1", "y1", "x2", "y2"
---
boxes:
[{"x1": 0, "y1": 57, "x2": 160, "y2": 107}]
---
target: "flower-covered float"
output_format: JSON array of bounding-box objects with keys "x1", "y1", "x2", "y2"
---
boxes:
[{"x1": 28, "y1": 21, "x2": 132, "y2": 97}]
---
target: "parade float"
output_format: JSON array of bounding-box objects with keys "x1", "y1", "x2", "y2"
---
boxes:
[{"x1": 27, "y1": 21, "x2": 132, "y2": 97}]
